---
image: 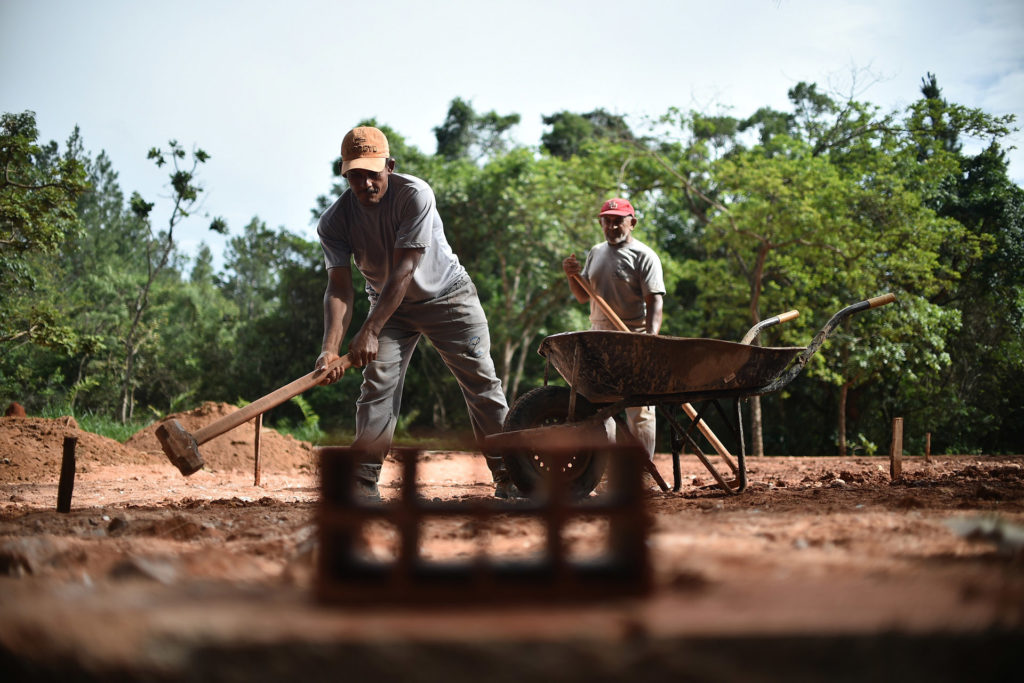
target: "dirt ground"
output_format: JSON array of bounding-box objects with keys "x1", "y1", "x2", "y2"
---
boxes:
[{"x1": 1, "y1": 406, "x2": 1022, "y2": 681}]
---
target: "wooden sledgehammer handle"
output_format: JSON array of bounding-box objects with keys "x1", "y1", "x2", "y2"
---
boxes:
[
  {"x1": 569, "y1": 273, "x2": 734, "y2": 463},
  {"x1": 191, "y1": 354, "x2": 353, "y2": 445},
  {"x1": 569, "y1": 273, "x2": 631, "y2": 333}
]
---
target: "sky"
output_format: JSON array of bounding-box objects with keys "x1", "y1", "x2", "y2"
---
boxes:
[{"x1": 3, "y1": 0, "x2": 1023, "y2": 270}]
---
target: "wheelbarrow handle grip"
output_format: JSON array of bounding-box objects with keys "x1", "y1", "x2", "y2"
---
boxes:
[
  {"x1": 739, "y1": 309, "x2": 799, "y2": 345},
  {"x1": 776, "y1": 310, "x2": 800, "y2": 323},
  {"x1": 867, "y1": 293, "x2": 897, "y2": 309}
]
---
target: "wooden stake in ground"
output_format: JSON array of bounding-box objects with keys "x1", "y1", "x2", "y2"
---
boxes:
[
  {"x1": 889, "y1": 417, "x2": 904, "y2": 481},
  {"x1": 56, "y1": 435, "x2": 77, "y2": 513},
  {"x1": 925, "y1": 432, "x2": 931, "y2": 464}
]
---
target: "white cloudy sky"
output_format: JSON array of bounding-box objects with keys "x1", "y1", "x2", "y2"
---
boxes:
[{"x1": 2, "y1": 0, "x2": 1022, "y2": 268}]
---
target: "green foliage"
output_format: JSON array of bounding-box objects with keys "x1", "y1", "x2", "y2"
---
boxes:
[
  {"x1": 1, "y1": 112, "x2": 89, "y2": 352},
  {"x1": 276, "y1": 394, "x2": 324, "y2": 444},
  {"x1": 3, "y1": 73, "x2": 1021, "y2": 455},
  {"x1": 433, "y1": 97, "x2": 521, "y2": 161},
  {"x1": 849, "y1": 433, "x2": 879, "y2": 457},
  {"x1": 0, "y1": 112, "x2": 88, "y2": 258},
  {"x1": 35, "y1": 403, "x2": 146, "y2": 443},
  {"x1": 441, "y1": 146, "x2": 624, "y2": 400},
  {"x1": 541, "y1": 109, "x2": 635, "y2": 159}
]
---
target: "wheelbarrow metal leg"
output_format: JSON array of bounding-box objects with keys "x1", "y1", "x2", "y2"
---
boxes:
[
  {"x1": 662, "y1": 406, "x2": 747, "y2": 495},
  {"x1": 672, "y1": 445, "x2": 683, "y2": 492},
  {"x1": 691, "y1": 401, "x2": 746, "y2": 494},
  {"x1": 645, "y1": 458, "x2": 670, "y2": 492},
  {"x1": 735, "y1": 399, "x2": 747, "y2": 491}
]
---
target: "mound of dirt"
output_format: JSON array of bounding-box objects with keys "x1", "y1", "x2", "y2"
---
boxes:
[
  {"x1": 126, "y1": 402, "x2": 316, "y2": 473},
  {"x1": 0, "y1": 416, "x2": 157, "y2": 483}
]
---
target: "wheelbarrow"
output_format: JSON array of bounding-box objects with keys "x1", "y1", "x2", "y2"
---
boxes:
[{"x1": 489, "y1": 294, "x2": 897, "y2": 498}]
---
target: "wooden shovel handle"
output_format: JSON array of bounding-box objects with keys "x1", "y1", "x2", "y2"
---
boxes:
[
  {"x1": 570, "y1": 273, "x2": 630, "y2": 332},
  {"x1": 192, "y1": 354, "x2": 352, "y2": 445}
]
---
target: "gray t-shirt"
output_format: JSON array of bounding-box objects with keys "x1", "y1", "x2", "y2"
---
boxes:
[
  {"x1": 317, "y1": 173, "x2": 466, "y2": 302},
  {"x1": 581, "y1": 238, "x2": 666, "y2": 328}
]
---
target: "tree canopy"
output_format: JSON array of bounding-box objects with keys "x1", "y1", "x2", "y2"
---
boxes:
[{"x1": 2, "y1": 77, "x2": 1020, "y2": 455}]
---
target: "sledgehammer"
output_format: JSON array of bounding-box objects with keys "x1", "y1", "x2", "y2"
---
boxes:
[{"x1": 156, "y1": 354, "x2": 352, "y2": 475}]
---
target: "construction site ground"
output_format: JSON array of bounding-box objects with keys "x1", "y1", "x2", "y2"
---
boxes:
[{"x1": 1, "y1": 406, "x2": 1021, "y2": 681}]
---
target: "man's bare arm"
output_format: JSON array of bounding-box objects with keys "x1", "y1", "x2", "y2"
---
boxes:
[
  {"x1": 316, "y1": 267, "x2": 355, "y2": 384},
  {"x1": 645, "y1": 293, "x2": 663, "y2": 335},
  {"x1": 347, "y1": 247, "x2": 424, "y2": 367},
  {"x1": 562, "y1": 253, "x2": 590, "y2": 304}
]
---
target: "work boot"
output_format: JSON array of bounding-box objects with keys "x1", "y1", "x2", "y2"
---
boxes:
[
  {"x1": 493, "y1": 475, "x2": 525, "y2": 500},
  {"x1": 353, "y1": 477, "x2": 381, "y2": 502}
]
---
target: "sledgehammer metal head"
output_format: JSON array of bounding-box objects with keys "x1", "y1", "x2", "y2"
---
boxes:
[{"x1": 155, "y1": 419, "x2": 204, "y2": 476}]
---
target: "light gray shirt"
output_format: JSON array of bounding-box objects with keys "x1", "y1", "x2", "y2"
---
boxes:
[
  {"x1": 581, "y1": 238, "x2": 666, "y2": 329},
  {"x1": 317, "y1": 173, "x2": 466, "y2": 302}
]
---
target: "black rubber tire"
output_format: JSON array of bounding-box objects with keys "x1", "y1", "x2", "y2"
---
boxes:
[{"x1": 501, "y1": 385, "x2": 609, "y2": 499}]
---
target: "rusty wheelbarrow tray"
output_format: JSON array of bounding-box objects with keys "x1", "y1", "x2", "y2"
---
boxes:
[
  {"x1": 538, "y1": 333, "x2": 804, "y2": 404},
  {"x1": 489, "y1": 294, "x2": 896, "y2": 498}
]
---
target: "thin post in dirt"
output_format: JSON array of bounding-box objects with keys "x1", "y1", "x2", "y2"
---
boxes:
[
  {"x1": 889, "y1": 417, "x2": 904, "y2": 481},
  {"x1": 254, "y1": 414, "x2": 262, "y2": 487},
  {"x1": 56, "y1": 435, "x2": 77, "y2": 513},
  {"x1": 925, "y1": 432, "x2": 931, "y2": 463}
]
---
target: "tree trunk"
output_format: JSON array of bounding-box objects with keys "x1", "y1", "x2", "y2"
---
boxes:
[
  {"x1": 508, "y1": 330, "x2": 532, "y2": 403},
  {"x1": 499, "y1": 339, "x2": 513, "y2": 395},
  {"x1": 837, "y1": 325, "x2": 852, "y2": 456},
  {"x1": 750, "y1": 395, "x2": 764, "y2": 456},
  {"x1": 432, "y1": 395, "x2": 447, "y2": 430},
  {"x1": 120, "y1": 343, "x2": 135, "y2": 424},
  {"x1": 746, "y1": 244, "x2": 770, "y2": 458},
  {"x1": 838, "y1": 381, "x2": 849, "y2": 456}
]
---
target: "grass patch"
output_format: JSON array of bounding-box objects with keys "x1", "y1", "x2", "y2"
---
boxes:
[{"x1": 38, "y1": 406, "x2": 148, "y2": 443}]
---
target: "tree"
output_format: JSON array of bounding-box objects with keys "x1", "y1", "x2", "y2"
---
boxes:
[
  {"x1": 0, "y1": 111, "x2": 88, "y2": 351},
  {"x1": 433, "y1": 97, "x2": 521, "y2": 162},
  {"x1": 640, "y1": 85, "x2": 964, "y2": 456},
  {"x1": 442, "y1": 146, "x2": 628, "y2": 401},
  {"x1": 48, "y1": 140, "x2": 148, "y2": 413},
  {"x1": 221, "y1": 217, "x2": 286, "y2": 320},
  {"x1": 114, "y1": 140, "x2": 219, "y2": 422},
  {"x1": 541, "y1": 109, "x2": 635, "y2": 159},
  {"x1": 900, "y1": 74, "x2": 1023, "y2": 452}
]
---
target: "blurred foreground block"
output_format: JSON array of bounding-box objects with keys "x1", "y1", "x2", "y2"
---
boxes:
[{"x1": 316, "y1": 441, "x2": 650, "y2": 605}]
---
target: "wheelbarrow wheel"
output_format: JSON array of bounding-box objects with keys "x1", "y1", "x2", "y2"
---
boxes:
[{"x1": 501, "y1": 385, "x2": 608, "y2": 499}]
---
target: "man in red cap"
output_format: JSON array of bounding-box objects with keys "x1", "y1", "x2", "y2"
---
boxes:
[
  {"x1": 315, "y1": 125, "x2": 516, "y2": 500},
  {"x1": 562, "y1": 197, "x2": 665, "y2": 459}
]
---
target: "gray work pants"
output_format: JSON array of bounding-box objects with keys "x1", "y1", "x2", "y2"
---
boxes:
[{"x1": 351, "y1": 276, "x2": 509, "y2": 482}]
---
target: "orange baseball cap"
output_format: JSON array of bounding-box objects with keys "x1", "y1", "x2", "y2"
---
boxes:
[
  {"x1": 341, "y1": 126, "x2": 390, "y2": 175},
  {"x1": 599, "y1": 198, "x2": 635, "y2": 217}
]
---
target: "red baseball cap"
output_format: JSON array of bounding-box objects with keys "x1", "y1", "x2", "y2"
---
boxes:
[{"x1": 598, "y1": 198, "x2": 635, "y2": 217}]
